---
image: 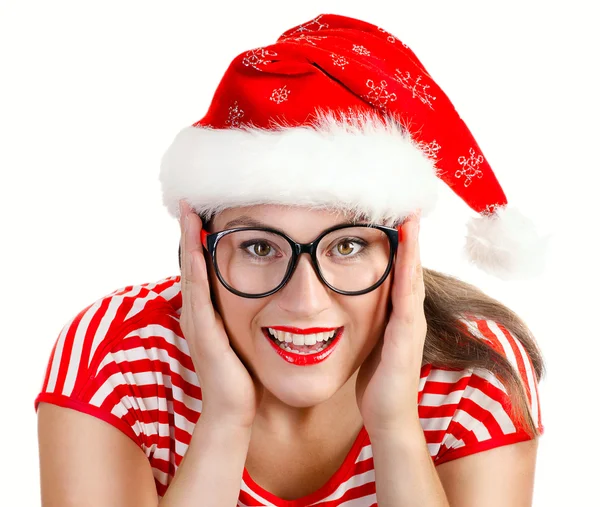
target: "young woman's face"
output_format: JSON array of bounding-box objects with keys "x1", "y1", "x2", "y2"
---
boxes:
[{"x1": 206, "y1": 205, "x2": 393, "y2": 408}]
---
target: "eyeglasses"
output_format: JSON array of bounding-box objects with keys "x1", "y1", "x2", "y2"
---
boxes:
[{"x1": 181, "y1": 223, "x2": 399, "y2": 299}]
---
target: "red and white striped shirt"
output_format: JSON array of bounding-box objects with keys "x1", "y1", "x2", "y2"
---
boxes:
[{"x1": 35, "y1": 275, "x2": 543, "y2": 505}]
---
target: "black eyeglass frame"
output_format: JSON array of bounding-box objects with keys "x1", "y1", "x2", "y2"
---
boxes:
[{"x1": 187, "y1": 223, "x2": 400, "y2": 299}]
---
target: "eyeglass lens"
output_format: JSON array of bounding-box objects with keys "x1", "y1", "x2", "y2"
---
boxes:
[{"x1": 214, "y1": 227, "x2": 391, "y2": 295}]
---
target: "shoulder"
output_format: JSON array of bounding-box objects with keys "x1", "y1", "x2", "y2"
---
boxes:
[
  {"x1": 37, "y1": 275, "x2": 185, "y2": 388},
  {"x1": 419, "y1": 315, "x2": 543, "y2": 466},
  {"x1": 35, "y1": 275, "x2": 200, "y2": 446}
]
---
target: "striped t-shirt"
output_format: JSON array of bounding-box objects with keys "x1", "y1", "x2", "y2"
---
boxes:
[{"x1": 35, "y1": 275, "x2": 543, "y2": 505}]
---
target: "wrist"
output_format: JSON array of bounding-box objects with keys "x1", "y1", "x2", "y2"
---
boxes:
[
  {"x1": 198, "y1": 412, "x2": 254, "y2": 436},
  {"x1": 367, "y1": 413, "x2": 423, "y2": 445}
]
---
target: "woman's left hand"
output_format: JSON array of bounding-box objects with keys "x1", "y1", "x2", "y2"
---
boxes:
[{"x1": 355, "y1": 210, "x2": 427, "y2": 436}]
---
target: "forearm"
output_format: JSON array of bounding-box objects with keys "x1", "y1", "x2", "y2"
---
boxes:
[
  {"x1": 159, "y1": 415, "x2": 251, "y2": 507},
  {"x1": 370, "y1": 419, "x2": 450, "y2": 507}
]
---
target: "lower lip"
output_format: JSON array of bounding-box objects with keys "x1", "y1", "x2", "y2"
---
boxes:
[{"x1": 263, "y1": 327, "x2": 344, "y2": 366}]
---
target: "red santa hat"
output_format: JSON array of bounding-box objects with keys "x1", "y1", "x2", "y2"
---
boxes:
[{"x1": 160, "y1": 13, "x2": 549, "y2": 280}]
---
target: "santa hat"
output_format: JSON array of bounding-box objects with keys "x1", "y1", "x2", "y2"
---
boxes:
[{"x1": 160, "y1": 13, "x2": 549, "y2": 281}]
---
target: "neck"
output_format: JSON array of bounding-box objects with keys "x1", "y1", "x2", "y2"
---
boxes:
[{"x1": 253, "y1": 369, "x2": 363, "y2": 438}]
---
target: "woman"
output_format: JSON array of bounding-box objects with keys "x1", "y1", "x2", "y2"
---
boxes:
[{"x1": 36, "y1": 13, "x2": 546, "y2": 506}]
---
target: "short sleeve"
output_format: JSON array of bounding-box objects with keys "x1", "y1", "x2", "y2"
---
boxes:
[
  {"x1": 420, "y1": 317, "x2": 543, "y2": 466},
  {"x1": 34, "y1": 282, "x2": 192, "y2": 450}
]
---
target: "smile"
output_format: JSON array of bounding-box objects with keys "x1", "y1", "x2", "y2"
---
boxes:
[{"x1": 262, "y1": 326, "x2": 344, "y2": 366}]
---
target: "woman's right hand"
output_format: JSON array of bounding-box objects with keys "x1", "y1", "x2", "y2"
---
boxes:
[{"x1": 178, "y1": 200, "x2": 262, "y2": 429}]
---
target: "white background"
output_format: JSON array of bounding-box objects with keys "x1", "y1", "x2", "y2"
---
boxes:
[{"x1": 1, "y1": 0, "x2": 599, "y2": 505}]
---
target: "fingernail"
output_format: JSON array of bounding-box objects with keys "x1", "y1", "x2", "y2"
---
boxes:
[{"x1": 397, "y1": 225, "x2": 403, "y2": 242}]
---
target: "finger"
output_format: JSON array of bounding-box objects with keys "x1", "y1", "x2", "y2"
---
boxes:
[
  {"x1": 178, "y1": 201, "x2": 218, "y2": 331},
  {"x1": 179, "y1": 200, "x2": 197, "y2": 282},
  {"x1": 406, "y1": 210, "x2": 423, "y2": 301},
  {"x1": 412, "y1": 211, "x2": 425, "y2": 302},
  {"x1": 411, "y1": 215, "x2": 426, "y2": 330},
  {"x1": 391, "y1": 211, "x2": 421, "y2": 324},
  {"x1": 178, "y1": 200, "x2": 188, "y2": 279}
]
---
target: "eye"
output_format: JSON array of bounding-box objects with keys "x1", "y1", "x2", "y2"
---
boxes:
[
  {"x1": 331, "y1": 238, "x2": 366, "y2": 257},
  {"x1": 247, "y1": 241, "x2": 271, "y2": 257},
  {"x1": 238, "y1": 236, "x2": 286, "y2": 262},
  {"x1": 337, "y1": 240, "x2": 356, "y2": 256}
]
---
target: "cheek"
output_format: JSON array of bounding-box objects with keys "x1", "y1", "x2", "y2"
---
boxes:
[
  {"x1": 351, "y1": 279, "x2": 392, "y2": 347},
  {"x1": 206, "y1": 261, "x2": 262, "y2": 352},
  {"x1": 208, "y1": 268, "x2": 242, "y2": 328},
  {"x1": 205, "y1": 259, "x2": 223, "y2": 309},
  {"x1": 360, "y1": 278, "x2": 391, "y2": 324}
]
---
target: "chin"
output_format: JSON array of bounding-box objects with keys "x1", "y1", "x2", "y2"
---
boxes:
[
  {"x1": 263, "y1": 378, "x2": 341, "y2": 408},
  {"x1": 245, "y1": 325, "x2": 372, "y2": 406}
]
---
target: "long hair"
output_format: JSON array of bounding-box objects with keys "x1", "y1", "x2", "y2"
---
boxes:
[{"x1": 422, "y1": 267, "x2": 544, "y2": 437}]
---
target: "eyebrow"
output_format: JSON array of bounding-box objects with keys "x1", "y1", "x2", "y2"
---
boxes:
[
  {"x1": 223, "y1": 215, "x2": 368, "y2": 234},
  {"x1": 224, "y1": 216, "x2": 275, "y2": 229}
]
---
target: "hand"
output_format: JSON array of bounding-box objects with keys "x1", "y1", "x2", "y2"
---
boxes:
[
  {"x1": 355, "y1": 211, "x2": 427, "y2": 435},
  {"x1": 179, "y1": 200, "x2": 262, "y2": 429}
]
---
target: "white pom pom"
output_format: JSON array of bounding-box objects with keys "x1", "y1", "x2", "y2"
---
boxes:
[{"x1": 463, "y1": 205, "x2": 551, "y2": 280}]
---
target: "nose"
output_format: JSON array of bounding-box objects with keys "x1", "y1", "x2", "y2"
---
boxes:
[{"x1": 275, "y1": 254, "x2": 332, "y2": 317}]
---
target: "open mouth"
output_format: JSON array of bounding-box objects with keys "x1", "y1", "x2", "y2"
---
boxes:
[{"x1": 263, "y1": 327, "x2": 343, "y2": 355}]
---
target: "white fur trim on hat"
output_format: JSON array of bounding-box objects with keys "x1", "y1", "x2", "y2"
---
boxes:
[
  {"x1": 159, "y1": 112, "x2": 441, "y2": 224},
  {"x1": 463, "y1": 205, "x2": 551, "y2": 280}
]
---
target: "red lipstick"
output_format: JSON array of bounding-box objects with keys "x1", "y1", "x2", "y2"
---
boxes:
[{"x1": 262, "y1": 327, "x2": 344, "y2": 366}]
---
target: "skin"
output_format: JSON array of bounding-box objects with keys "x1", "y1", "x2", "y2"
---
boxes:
[
  {"x1": 37, "y1": 203, "x2": 539, "y2": 506},
  {"x1": 205, "y1": 204, "x2": 393, "y2": 434}
]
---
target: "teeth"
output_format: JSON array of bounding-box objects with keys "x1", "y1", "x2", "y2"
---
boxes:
[
  {"x1": 267, "y1": 328, "x2": 337, "y2": 347},
  {"x1": 319, "y1": 334, "x2": 328, "y2": 344},
  {"x1": 277, "y1": 341, "x2": 329, "y2": 354},
  {"x1": 304, "y1": 334, "x2": 316, "y2": 346}
]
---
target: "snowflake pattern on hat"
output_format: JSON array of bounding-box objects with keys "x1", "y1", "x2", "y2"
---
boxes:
[
  {"x1": 270, "y1": 85, "x2": 291, "y2": 104},
  {"x1": 378, "y1": 26, "x2": 397, "y2": 44},
  {"x1": 242, "y1": 48, "x2": 278, "y2": 71},
  {"x1": 456, "y1": 148, "x2": 485, "y2": 187},
  {"x1": 352, "y1": 44, "x2": 370, "y2": 55},
  {"x1": 332, "y1": 54, "x2": 349, "y2": 69},
  {"x1": 377, "y1": 26, "x2": 409, "y2": 48},
  {"x1": 225, "y1": 101, "x2": 245, "y2": 127},
  {"x1": 417, "y1": 139, "x2": 442, "y2": 160},
  {"x1": 288, "y1": 14, "x2": 329, "y2": 35},
  {"x1": 286, "y1": 34, "x2": 327, "y2": 46},
  {"x1": 394, "y1": 70, "x2": 437, "y2": 110},
  {"x1": 364, "y1": 79, "x2": 397, "y2": 110}
]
